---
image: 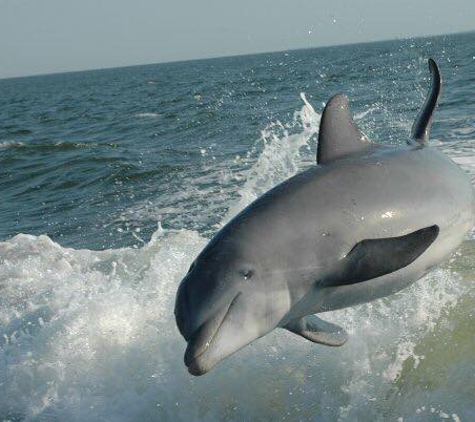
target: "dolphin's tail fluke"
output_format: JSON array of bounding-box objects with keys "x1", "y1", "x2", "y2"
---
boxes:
[{"x1": 410, "y1": 58, "x2": 441, "y2": 145}]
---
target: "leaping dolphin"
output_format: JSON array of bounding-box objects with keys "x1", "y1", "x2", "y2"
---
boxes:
[{"x1": 174, "y1": 59, "x2": 475, "y2": 376}]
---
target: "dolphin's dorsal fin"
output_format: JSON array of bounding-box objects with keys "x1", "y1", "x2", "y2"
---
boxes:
[
  {"x1": 317, "y1": 94, "x2": 370, "y2": 165},
  {"x1": 410, "y1": 58, "x2": 441, "y2": 146}
]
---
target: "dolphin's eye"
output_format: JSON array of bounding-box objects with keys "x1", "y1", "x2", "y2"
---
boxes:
[{"x1": 239, "y1": 269, "x2": 254, "y2": 280}]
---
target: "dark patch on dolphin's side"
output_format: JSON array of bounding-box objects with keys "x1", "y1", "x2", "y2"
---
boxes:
[{"x1": 324, "y1": 225, "x2": 439, "y2": 287}]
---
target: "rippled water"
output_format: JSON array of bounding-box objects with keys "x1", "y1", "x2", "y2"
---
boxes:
[{"x1": 0, "y1": 32, "x2": 474, "y2": 421}]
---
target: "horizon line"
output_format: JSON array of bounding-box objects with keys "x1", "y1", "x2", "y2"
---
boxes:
[{"x1": 1, "y1": 28, "x2": 474, "y2": 82}]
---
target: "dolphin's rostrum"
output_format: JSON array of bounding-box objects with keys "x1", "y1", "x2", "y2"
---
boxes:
[{"x1": 174, "y1": 59, "x2": 475, "y2": 376}]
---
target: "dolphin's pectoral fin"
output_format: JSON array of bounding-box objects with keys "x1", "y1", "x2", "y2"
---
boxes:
[
  {"x1": 284, "y1": 315, "x2": 348, "y2": 346},
  {"x1": 326, "y1": 225, "x2": 439, "y2": 287},
  {"x1": 317, "y1": 94, "x2": 371, "y2": 165}
]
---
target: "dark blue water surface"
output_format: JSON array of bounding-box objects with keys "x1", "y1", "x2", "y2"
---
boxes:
[{"x1": 1, "y1": 32, "x2": 475, "y2": 250}]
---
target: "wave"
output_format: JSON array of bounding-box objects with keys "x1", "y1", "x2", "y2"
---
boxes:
[{"x1": 0, "y1": 95, "x2": 473, "y2": 421}]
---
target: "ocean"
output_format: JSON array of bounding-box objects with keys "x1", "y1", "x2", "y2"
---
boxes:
[{"x1": 0, "y1": 32, "x2": 474, "y2": 421}]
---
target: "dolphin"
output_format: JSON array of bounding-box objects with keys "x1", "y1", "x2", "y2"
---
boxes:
[{"x1": 174, "y1": 59, "x2": 475, "y2": 376}]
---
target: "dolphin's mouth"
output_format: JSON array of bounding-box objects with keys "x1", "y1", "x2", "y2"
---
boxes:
[{"x1": 184, "y1": 293, "x2": 241, "y2": 376}]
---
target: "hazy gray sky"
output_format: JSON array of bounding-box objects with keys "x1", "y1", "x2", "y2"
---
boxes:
[{"x1": 0, "y1": 0, "x2": 474, "y2": 79}]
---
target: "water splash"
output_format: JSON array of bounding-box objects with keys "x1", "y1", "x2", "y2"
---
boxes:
[{"x1": 225, "y1": 93, "x2": 320, "y2": 220}]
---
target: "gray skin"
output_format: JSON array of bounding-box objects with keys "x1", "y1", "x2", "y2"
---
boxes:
[{"x1": 174, "y1": 59, "x2": 475, "y2": 376}]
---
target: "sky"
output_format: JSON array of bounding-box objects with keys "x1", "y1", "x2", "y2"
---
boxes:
[{"x1": 0, "y1": 0, "x2": 474, "y2": 79}]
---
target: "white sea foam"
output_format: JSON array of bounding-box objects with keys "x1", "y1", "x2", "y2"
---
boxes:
[
  {"x1": 0, "y1": 140, "x2": 25, "y2": 149},
  {"x1": 133, "y1": 112, "x2": 162, "y2": 118},
  {"x1": 0, "y1": 95, "x2": 473, "y2": 421},
  {"x1": 354, "y1": 106, "x2": 378, "y2": 121}
]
